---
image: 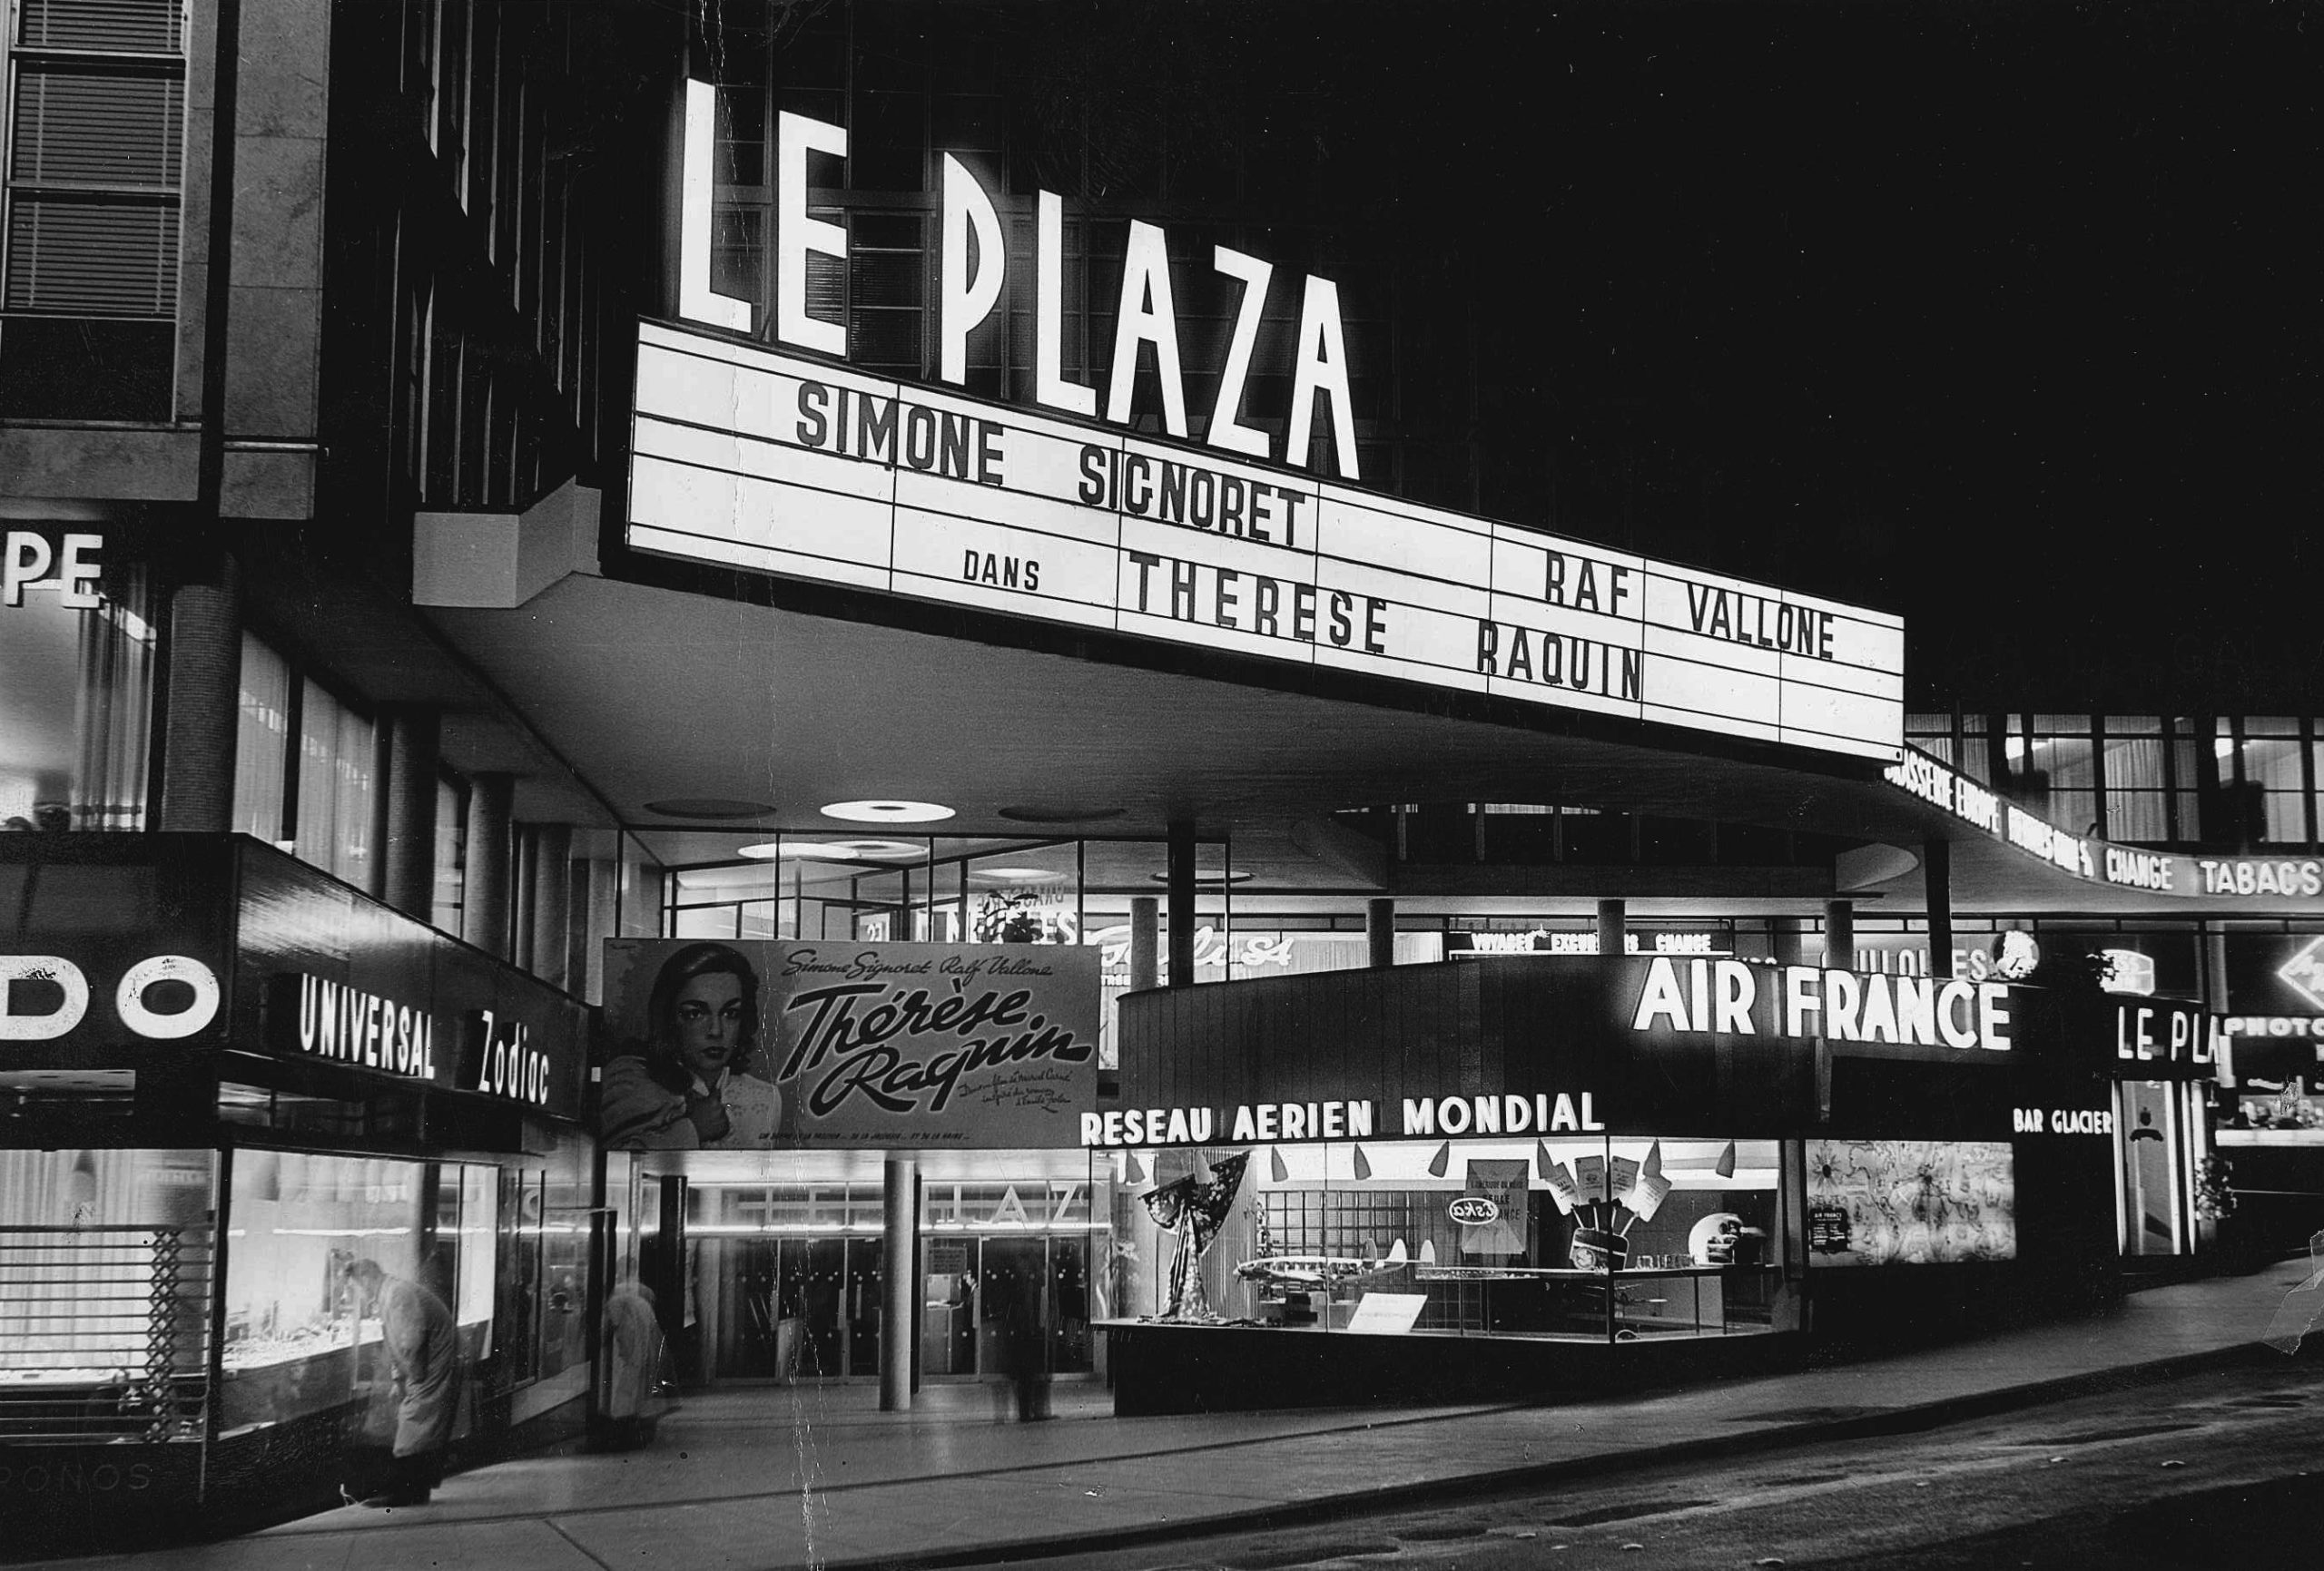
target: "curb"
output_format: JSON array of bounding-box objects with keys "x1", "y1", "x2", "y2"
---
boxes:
[{"x1": 797, "y1": 1337, "x2": 2293, "y2": 1571}]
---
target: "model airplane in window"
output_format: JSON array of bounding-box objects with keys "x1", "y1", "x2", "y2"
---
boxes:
[{"x1": 1234, "y1": 1238, "x2": 1432, "y2": 1286}]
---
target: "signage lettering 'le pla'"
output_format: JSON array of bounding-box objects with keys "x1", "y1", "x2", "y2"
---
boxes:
[{"x1": 681, "y1": 82, "x2": 1361, "y2": 479}]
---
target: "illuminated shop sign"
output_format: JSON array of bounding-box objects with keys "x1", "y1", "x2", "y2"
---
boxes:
[
  {"x1": 1078, "y1": 1090, "x2": 1606, "y2": 1148},
  {"x1": 1448, "y1": 930, "x2": 1724, "y2": 957},
  {"x1": 2219, "y1": 1016, "x2": 2324, "y2": 1039},
  {"x1": 1884, "y1": 747, "x2": 2324, "y2": 905},
  {"x1": 2013, "y1": 1106, "x2": 2115, "y2": 1134},
  {"x1": 275, "y1": 973, "x2": 438, "y2": 1081},
  {"x1": 2, "y1": 530, "x2": 102, "y2": 608},
  {"x1": 678, "y1": 84, "x2": 1362, "y2": 476},
  {"x1": 2114, "y1": 999, "x2": 2216, "y2": 1070},
  {"x1": 458, "y1": 1009, "x2": 553, "y2": 1107},
  {"x1": 629, "y1": 322, "x2": 1904, "y2": 760},
  {"x1": 1628, "y1": 956, "x2": 2013, "y2": 1054},
  {"x1": 0, "y1": 953, "x2": 222, "y2": 1042}
]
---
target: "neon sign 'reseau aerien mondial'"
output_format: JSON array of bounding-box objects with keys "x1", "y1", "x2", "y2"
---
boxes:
[{"x1": 626, "y1": 83, "x2": 1904, "y2": 760}]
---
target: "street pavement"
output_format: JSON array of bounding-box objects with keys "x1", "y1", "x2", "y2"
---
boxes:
[{"x1": 20, "y1": 1262, "x2": 2319, "y2": 1571}]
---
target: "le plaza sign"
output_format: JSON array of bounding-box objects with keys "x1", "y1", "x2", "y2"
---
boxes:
[{"x1": 635, "y1": 93, "x2": 1904, "y2": 761}]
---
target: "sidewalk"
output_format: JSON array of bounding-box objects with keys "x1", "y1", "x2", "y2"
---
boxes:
[{"x1": 25, "y1": 1263, "x2": 2319, "y2": 1571}]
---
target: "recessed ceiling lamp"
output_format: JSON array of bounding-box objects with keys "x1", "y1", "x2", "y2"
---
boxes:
[
  {"x1": 976, "y1": 866, "x2": 1059, "y2": 883},
  {"x1": 643, "y1": 798, "x2": 779, "y2": 820},
  {"x1": 738, "y1": 839, "x2": 927, "y2": 860},
  {"x1": 822, "y1": 800, "x2": 954, "y2": 824},
  {"x1": 1145, "y1": 869, "x2": 1253, "y2": 885},
  {"x1": 998, "y1": 804, "x2": 1127, "y2": 824}
]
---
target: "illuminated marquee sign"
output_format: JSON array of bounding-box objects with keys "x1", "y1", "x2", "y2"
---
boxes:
[
  {"x1": 2113, "y1": 997, "x2": 2218, "y2": 1075},
  {"x1": 678, "y1": 83, "x2": 1361, "y2": 477},
  {"x1": 1078, "y1": 1090, "x2": 1606, "y2": 1147},
  {"x1": 280, "y1": 973, "x2": 438, "y2": 1082},
  {"x1": 629, "y1": 321, "x2": 1905, "y2": 759},
  {"x1": 1885, "y1": 747, "x2": 2324, "y2": 905}
]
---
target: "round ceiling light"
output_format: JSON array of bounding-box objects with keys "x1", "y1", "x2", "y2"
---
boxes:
[
  {"x1": 737, "y1": 838, "x2": 929, "y2": 861},
  {"x1": 976, "y1": 866, "x2": 1060, "y2": 883},
  {"x1": 643, "y1": 798, "x2": 779, "y2": 820},
  {"x1": 822, "y1": 800, "x2": 955, "y2": 824},
  {"x1": 998, "y1": 804, "x2": 1127, "y2": 824},
  {"x1": 1146, "y1": 869, "x2": 1254, "y2": 885}
]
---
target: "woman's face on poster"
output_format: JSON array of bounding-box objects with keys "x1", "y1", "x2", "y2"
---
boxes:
[{"x1": 673, "y1": 971, "x2": 746, "y2": 1081}]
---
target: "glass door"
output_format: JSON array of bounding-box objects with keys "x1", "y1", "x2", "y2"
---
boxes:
[{"x1": 2119, "y1": 1079, "x2": 2187, "y2": 1254}]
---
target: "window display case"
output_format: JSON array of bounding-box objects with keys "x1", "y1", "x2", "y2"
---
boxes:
[{"x1": 220, "y1": 1153, "x2": 497, "y2": 1435}]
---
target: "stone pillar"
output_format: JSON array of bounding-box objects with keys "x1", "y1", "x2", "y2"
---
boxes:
[
  {"x1": 576, "y1": 858, "x2": 620, "y2": 1005},
  {"x1": 1823, "y1": 898, "x2": 1855, "y2": 972},
  {"x1": 1128, "y1": 896, "x2": 1160, "y2": 991},
  {"x1": 1596, "y1": 898, "x2": 1627, "y2": 961},
  {"x1": 1366, "y1": 898, "x2": 1396, "y2": 968},
  {"x1": 880, "y1": 1156, "x2": 918, "y2": 1411},
  {"x1": 156, "y1": 555, "x2": 241, "y2": 833},
  {"x1": 464, "y1": 774, "x2": 514, "y2": 958},
  {"x1": 1166, "y1": 820, "x2": 1196, "y2": 989},
  {"x1": 1923, "y1": 838, "x2": 1954, "y2": 979},
  {"x1": 529, "y1": 822, "x2": 573, "y2": 990},
  {"x1": 380, "y1": 706, "x2": 440, "y2": 919}
]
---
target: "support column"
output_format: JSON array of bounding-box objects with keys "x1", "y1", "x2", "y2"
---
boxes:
[
  {"x1": 529, "y1": 822, "x2": 573, "y2": 990},
  {"x1": 463, "y1": 773, "x2": 514, "y2": 958},
  {"x1": 1128, "y1": 896, "x2": 1159, "y2": 991},
  {"x1": 381, "y1": 706, "x2": 440, "y2": 919},
  {"x1": 1823, "y1": 898, "x2": 1855, "y2": 972},
  {"x1": 1772, "y1": 916, "x2": 1808, "y2": 967},
  {"x1": 1366, "y1": 898, "x2": 1396, "y2": 968},
  {"x1": 1166, "y1": 820, "x2": 1196, "y2": 989},
  {"x1": 156, "y1": 555, "x2": 241, "y2": 833},
  {"x1": 880, "y1": 1156, "x2": 918, "y2": 1411},
  {"x1": 577, "y1": 858, "x2": 620, "y2": 1005},
  {"x1": 1596, "y1": 898, "x2": 1626, "y2": 961},
  {"x1": 1923, "y1": 838, "x2": 1954, "y2": 979}
]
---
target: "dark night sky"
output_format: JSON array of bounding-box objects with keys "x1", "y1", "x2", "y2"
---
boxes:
[{"x1": 1110, "y1": 1, "x2": 2321, "y2": 710}]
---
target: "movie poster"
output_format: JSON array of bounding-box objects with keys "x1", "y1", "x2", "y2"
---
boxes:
[{"x1": 599, "y1": 939, "x2": 1100, "y2": 1150}]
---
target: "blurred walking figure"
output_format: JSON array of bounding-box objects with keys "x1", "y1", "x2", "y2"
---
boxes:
[
  {"x1": 596, "y1": 1279, "x2": 665, "y2": 1450},
  {"x1": 1002, "y1": 1271, "x2": 1050, "y2": 1422}
]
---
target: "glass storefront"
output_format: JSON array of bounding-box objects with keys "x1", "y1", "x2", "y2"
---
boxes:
[{"x1": 1108, "y1": 1136, "x2": 1787, "y2": 1345}]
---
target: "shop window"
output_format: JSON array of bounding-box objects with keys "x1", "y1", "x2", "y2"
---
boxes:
[
  {"x1": 0, "y1": 0, "x2": 186, "y2": 420},
  {"x1": 0, "y1": 538, "x2": 155, "y2": 830},
  {"x1": 1805, "y1": 1139, "x2": 2015, "y2": 1266},
  {"x1": 220, "y1": 1153, "x2": 494, "y2": 1438},
  {"x1": 0, "y1": 1148, "x2": 213, "y2": 1440},
  {"x1": 1203, "y1": 1136, "x2": 1784, "y2": 1343}
]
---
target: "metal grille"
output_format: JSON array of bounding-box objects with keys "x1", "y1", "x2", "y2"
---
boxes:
[{"x1": 0, "y1": 1224, "x2": 212, "y2": 1442}]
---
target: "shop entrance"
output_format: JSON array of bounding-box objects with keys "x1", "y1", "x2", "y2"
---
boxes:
[
  {"x1": 2118, "y1": 1080, "x2": 2192, "y2": 1255},
  {"x1": 918, "y1": 1233, "x2": 1092, "y2": 1380}
]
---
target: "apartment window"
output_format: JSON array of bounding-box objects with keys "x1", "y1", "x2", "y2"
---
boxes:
[
  {"x1": 432, "y1": 774, "x2": 467, "y2": 934},
  {"x1": 231, "y1": 634, "x2": 379, "y2": 885},
  {"x1": 0, "y1": 0, "x2": 187, "y2": 418},
  {"x1": 2101, "y1": 717, "x2": 2169, "y2": 844},
  {"x1": 2227, "y1": 717, "x2": 2310, "y2": 848},
  {"x1": 295, "y1": 678, "x2": 377, "y2": 886},
  {"x1": 2028, "y1": 714, "x2": 2097, "y2": 837},
  {"x1": 232, "y1": 634, "x2": 292, "y2": 842},
  {"x1": 1905, "y1": 712, "x2": 1957, "y2": 770}
]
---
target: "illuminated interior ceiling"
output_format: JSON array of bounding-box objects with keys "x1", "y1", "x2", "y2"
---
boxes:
[{"x1": 404, "y1": 571, "x2": 2203, "y2": 916}]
